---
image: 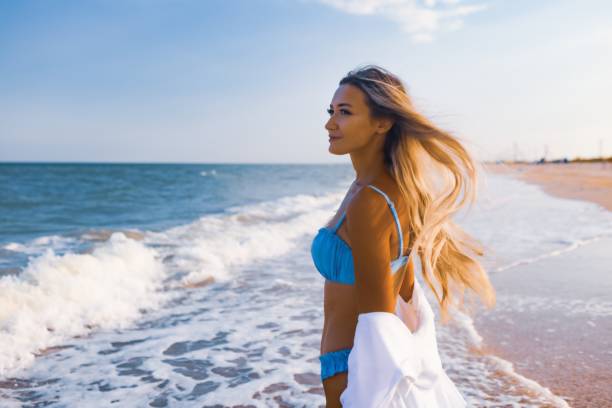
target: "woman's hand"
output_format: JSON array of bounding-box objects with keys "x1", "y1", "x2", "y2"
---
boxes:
[{"x1": 399, "y1": 256, "x2": 415, "y2": 304}]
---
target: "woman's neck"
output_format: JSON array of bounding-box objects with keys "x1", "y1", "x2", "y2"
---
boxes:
[
  {"x1": 351, "y1": 152, "x2": 387, "y2": 186},
  {"x1": 354, "y1": 166, "x2": 386, "y2": 187}
]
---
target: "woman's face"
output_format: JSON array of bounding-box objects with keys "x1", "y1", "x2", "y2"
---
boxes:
[{"x1": 325, "y1": 84, "x2": 384, "y2": 155}]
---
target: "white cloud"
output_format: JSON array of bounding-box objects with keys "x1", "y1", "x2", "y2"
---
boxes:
[{"x1": 310, "y1": 0, "x2": 488, "y2": 43}]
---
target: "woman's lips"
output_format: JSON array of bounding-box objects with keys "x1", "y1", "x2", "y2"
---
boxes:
[{"x1": 329, "y1": 136, "x2": 342, "y2": 141}]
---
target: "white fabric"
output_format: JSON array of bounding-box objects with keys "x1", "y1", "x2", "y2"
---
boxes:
[{"x1": 339, "y1": 278, "x2": 467, "y2": 407}]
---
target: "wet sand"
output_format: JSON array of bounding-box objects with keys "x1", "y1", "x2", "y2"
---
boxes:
[
  {"x1": 476, "y1": 162, "x2": 612, "y2": 407},
  {"x1": 475, "y1": 236, "x2": 612, "y2": 407},
  {"x1": 483, "y1": 162, "x2": 612, "y2": 211}
]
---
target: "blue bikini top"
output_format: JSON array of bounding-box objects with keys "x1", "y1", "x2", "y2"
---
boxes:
[{"x1": 310, "y1": 184, "x2": 410, "y2": 285}]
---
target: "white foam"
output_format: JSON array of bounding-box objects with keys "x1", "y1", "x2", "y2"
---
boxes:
[
  {"x1": 30, "y1": 235, "x2": 74, "y2": 247},
  {"x1": 0, "y1": 189, "x2": 346, "y2": 379},
  {"x1": 463, "y1": 173, "x2": 612, "y2": 266},
  {"x1": 450, "y1": 309, "x2": 484, "y2": 347},
  {"x1": 2, "y1": 242, "x2": 27, "y2": 252},
  {"x1": 2, "y1": 235, "x2": 75, "y2": 255},
  {"x1": 0, "y1": 232, "x2": 171, "y2": 377},
  {"x1": 145, "y1": 191, "x2": 344, "y2": 287},
  {"x1": 200, "y1": 169, "x2": 217, "y2": 176},
  {"x1": 494, "y1": 235, "x2": 607, "y2": 272},
  {"x1": 492, "y1": 294, "x2": 612, "y2": 318},
  {"x1": 488, "y1": 355, "x2": 571, "y2": 408}
]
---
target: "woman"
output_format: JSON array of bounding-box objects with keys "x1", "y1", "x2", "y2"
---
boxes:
[{"x1": 310, "y1": 65, "x2": 496, "y2": 407}]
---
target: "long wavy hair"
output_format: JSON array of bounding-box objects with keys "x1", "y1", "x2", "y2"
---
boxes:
[{"x1": 339, "y1": 64, "x2": 496, "y2": 322}]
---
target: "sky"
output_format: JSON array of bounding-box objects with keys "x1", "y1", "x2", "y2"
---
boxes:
[{"x1": 1, "y1": 0, "x2": 611, "y2": 164}]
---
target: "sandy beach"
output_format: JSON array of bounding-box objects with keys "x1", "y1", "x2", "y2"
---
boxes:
[
  {"x1": 475, "y1": 236, "x2": 612, "y2": 408},
  {"x1": 478, "y1": 161, "x2": 612, "y2": 407},
  {"x1": 483, "y1": 162, "x2": 612, "y2": 211}
]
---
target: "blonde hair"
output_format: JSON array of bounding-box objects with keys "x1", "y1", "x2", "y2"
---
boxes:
[{"x1": 339, "y1": 64, "x2": 495, "y2": 322}]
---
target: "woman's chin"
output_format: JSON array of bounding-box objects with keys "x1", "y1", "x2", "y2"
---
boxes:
[{"x1": 328, "y1": 144, "x2": 345, "y2": 155}]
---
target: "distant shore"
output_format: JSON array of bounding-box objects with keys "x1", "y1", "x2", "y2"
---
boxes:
[{"x1": 483, "y1": 161, "x2": 612, "y2": 211}]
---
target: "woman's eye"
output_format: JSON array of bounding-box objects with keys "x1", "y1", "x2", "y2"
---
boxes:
[{"x1": 327, "y1": 108, "x2": 350, "y2": 115}]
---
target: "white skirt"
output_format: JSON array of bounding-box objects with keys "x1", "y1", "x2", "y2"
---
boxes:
[{"x1": 339, "y1": 278, "x2": 467, "y2": 407}]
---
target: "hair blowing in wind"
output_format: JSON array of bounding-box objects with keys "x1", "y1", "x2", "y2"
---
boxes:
[{"x1": 339, "y1": 64, "x2": 496, "y2": 322}]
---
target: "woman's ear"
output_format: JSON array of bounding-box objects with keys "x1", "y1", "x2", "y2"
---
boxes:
[{"x1": 376, "y1": 117, "x2": 394, "y2": 135}]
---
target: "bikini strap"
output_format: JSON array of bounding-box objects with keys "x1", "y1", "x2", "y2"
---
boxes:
[
  {"x1": 367, "y1": 185, "x2": 404, "y2": 259},
  {"x1": 332, "y1": 211, "x2": 347, "y2": 232}
]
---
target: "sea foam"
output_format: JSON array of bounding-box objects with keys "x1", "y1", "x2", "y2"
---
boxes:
[{"x1": 0, "y1": 232, "x2": 169, "y2": 377}]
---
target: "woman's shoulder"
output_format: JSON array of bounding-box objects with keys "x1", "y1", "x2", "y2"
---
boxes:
[
  {"x1": 348, "y1": 184, "x2": 387, "y2": 216},
  {"x1": 344, "y1": 178, "x2": 401, "y2": 233},
  {"x1": 356, "y1": 174, "x2": 402, "y2": 208}
]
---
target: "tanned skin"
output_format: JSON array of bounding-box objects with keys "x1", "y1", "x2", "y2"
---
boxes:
[{"x1": 320, "y1": 84, "x2": 416, "y2": 406}]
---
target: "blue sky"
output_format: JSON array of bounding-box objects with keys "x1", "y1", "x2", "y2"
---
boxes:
[{"x1": 1, "y1": 0, "x2": 610, "y2": 163}]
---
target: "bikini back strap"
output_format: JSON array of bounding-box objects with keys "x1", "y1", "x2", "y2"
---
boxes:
[
  {"x1": 367, "y1": 185, "x2": 404, "y2": 258},
  {"x1": 332, "y1": 211, "x2": 347, "y2": 232}
]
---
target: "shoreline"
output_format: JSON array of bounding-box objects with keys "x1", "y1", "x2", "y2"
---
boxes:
[
  {"x1": 474, "y1": 236, "x2": 612, "y2": 408},
  {"x1": 476, "y1": 163, "x2": 611, "y2": 407},
  {"x1": 483, "y1": 162, "x2": 612, "y2": 212}
]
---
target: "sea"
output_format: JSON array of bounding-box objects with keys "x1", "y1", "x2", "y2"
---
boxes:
[{"x1": 0, "y1": 162, "x2": 611, "y2": 407}]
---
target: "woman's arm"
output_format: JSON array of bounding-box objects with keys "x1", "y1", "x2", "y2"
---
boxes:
[
  {"x1": 399, "y1": 256, "x2": 415, "y2": 303},
  {"x1": 341, "y1": 192, "x2": 423, "y2": 405},
  {"x1": 345, "y1": 187, "x2": 397, "y2": 315}
]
